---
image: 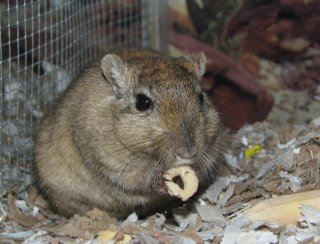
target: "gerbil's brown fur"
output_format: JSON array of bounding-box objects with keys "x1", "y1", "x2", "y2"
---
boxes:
[{"x1": 34, "y1": 48, "x2": 223, "y2": 218}]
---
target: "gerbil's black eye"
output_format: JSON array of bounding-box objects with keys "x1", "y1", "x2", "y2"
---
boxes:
[
  {"x1": 136, "y1": 94, "x2": 153, "y2": 111},
  {"x1": 199, "y1": 93, "x2": 204, "y2": 106}
]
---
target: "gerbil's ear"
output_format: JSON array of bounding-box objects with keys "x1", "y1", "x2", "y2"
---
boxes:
[
  {"x1": 101, "y1": 54, "x2": 129, "y2": 99},
  {"x1": 186, "y1": 52, "x2": 206, "y2": 77}
]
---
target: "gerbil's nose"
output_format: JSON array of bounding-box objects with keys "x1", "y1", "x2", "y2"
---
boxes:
[{"x1": 176, "y1": 146, "x2": 198, "y2": 159}]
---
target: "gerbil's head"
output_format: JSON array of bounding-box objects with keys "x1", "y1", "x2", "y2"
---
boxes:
[{"x1": 101, "y1": 49, "x2": 222, "y2": 191}]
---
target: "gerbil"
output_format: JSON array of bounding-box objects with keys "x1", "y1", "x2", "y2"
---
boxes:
[{"x1": 34, "y1": 48, "x2": 223, "y2": 218}]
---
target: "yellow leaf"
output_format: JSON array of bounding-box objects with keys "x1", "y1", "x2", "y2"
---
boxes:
[{"x1": 244, "y1": 144, "x2": 263, "y2": 158}]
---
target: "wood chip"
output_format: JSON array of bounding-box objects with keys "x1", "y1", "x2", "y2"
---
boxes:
[{"x1": 7, "y1": 193, "x2": 38, "y2": 227}]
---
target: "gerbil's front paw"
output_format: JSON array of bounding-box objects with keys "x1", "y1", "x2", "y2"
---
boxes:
[{"x1": 163, "y1": 166, "x2": 199, "y2": 201}]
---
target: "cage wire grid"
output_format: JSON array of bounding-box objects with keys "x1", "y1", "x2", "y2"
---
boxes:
[{"x1": 0, "y1": 0, "x2": 154, "y2": 194}]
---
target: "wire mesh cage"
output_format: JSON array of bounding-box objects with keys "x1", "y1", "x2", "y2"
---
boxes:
[{"x1": 0, "y1": 0, "x2": 158, "y2": 194}]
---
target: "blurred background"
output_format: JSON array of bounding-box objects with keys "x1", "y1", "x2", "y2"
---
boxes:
[{"x1": 168, "y1": 0, "x2": 319, "y2": 130}]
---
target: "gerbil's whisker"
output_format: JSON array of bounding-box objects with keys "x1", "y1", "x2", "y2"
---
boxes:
[
  {"x1": 114, "y1": 152, "x2": 143, "y2": 181},
  {"x1": 116, "y1": 135, "x2": 160, "y2": 153},
  {"x1": 111, "y1": 136, "x2": 164, "y2": 188},
  {"x1": 150, "y1": 158, "x2": 166, "y2": 189},
  {"x1": 202, "y1": 151, "x2": 221, "y2": 176},
  {"x1": 197, "y1": 154, "x2": 212, "y2": 184}
]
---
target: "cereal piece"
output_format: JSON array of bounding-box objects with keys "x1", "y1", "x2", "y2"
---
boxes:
[{"x1": 164, "y1": 166, "x2": 199, "y2": 201}]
